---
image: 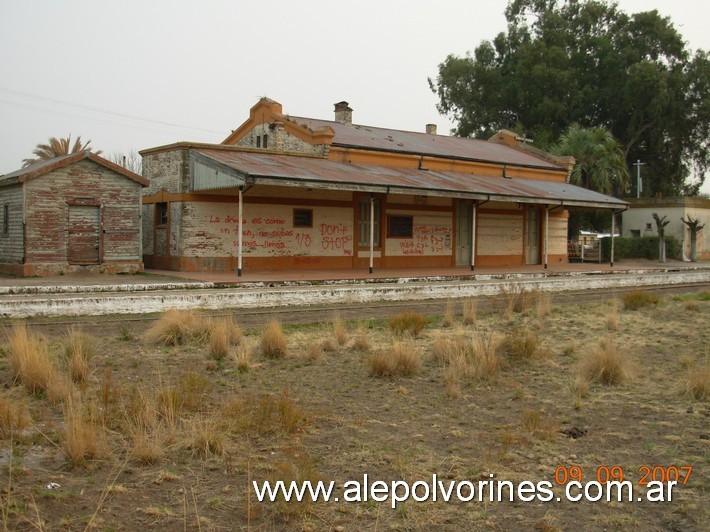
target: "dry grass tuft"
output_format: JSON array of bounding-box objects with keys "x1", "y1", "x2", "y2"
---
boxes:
[
  {"x1": 351, "y1": 324, "x2": 371, "y2": 352},
  {"x1": 535, "y1": 291, "x2": 552, "y2": 318},
  {"x1": 683, "y1": 299, "x2": 700, "y2": 312},
  {"x1": 332, "y1": 314, "x2": 348, "y2": 347},
  {"x1": 581, "y1": 338, "x2": 632, "y2": 385},
  {"x1": 522, "y1": 409, "x2": 558, "y2": 440},
  {"x1": 682, "y1": 362, "x2": 709, "y2": 401},
  {"x1": 144, "y1": 309, "x2": 209, "y2": 346},
  {"x1": 368, "y1": 340, "x2": 422, "y2": 377},
  {"x1": 500, "y1": 284, "x2": 529, "y2": 318},
  {"x1": 567, "y1": 374, "x2": 590, "y2": 410},
  {"x1": 232, "y1": 344, "x2": 253, "y2": 372},
  {"x1": 64, "y1": 327, "x2": 95, "y2": 383},
  {"x1": 261, "y1": 319, "x2": 288, "y2": 358},
  {"x1": 497, "y1": 327, "x2": 541, "y2": 361},
  {"x1": 443, "y1": 367, "x2": 461, "y2": 398},
  {"x1": 184, "y1": 416, "x2": 227, "y2": 458},
  {"x1": 387, "y1": 311, "x2": 428, "y2": 337},
  {"x1": 208, "y1": 316, "x2": 242, "y2": 360},
  {"x1": 0, "y1": 392, "x2": 30, "y2": 438},
  {"x1": 223, "y1": 391, "x2": 309, "y2": 436},
  {"x1": 622, "y1": 290, "x2": 660, "y2": 310},
  {"x1": 434, "y1": 330, "x2": 501, "y2": 382},
  {"x1": 606, "y1": 300, "x2": 620, "y2": 331},
  {"x1": 307, "y1": 342, "x2": 323, "y2": 362},
  {"x1": 442, "y1": 299, "x2": 455, "y2": 327},
  {"x1": 7, "y1": 322, "x2": 73, "y2": 403},
  {"x1": 462, "y1": 298, "x2": 478, "y2": 325},
  {"x1": 63, "y1": 399, "x2": 110, "y2": 466}
]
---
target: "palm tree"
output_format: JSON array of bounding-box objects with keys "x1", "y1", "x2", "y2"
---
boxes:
[
  {"x1": 22, "y1": 135, "x2": 102, "y2": 167},
  {"x1": 552, "y1": 125, "x2": 628, "y2": 195}
]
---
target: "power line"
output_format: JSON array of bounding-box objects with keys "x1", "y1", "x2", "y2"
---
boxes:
[{"x1": 0, "y1": 86, "x2": 226, "y2": 138}]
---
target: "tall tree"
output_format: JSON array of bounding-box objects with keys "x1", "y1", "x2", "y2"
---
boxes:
[
  {"x1": 22, "y1": 135, "x2": 102, "y2": 167},
  {"x1": 429, "y1": 0, "x2": 710, "y2": 196}
]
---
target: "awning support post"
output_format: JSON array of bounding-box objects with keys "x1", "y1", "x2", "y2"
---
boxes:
[
  {"x1": 471, "y1": 201, "x2": 477, "y2": 271},
  {"x1": 610, "y1": 210, "x2": 615, "y2": 267},
  {"x1": 369, "y1": 194, "x2": 374, "y2": 274},
  {"x1": 544, "y1": 207, "x2": 549, "y2": 270},
  {"x1": 237, "y1": 187, "x2": 243, "y2": 277}
]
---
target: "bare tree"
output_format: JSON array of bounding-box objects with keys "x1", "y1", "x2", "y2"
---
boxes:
[
  {"x1": 109, "y1": 150, "x2": 142, "y2": 176},
  {"x1": 652, "y1": 213, "x2": 670, "y2": 263},
  {"x1": 681, "y1": 216, "x2": 705, "y2": 262}
]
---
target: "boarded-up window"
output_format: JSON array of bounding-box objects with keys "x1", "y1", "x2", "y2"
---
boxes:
[
  {"x1": 293, "y1": 209, "x2": 313, "y2": 228},
  {"x1": 387, "y1": 216, "x2": 413, "y2": 238},
  {"x1": 2, "y1": 205, "x2": 7, "y2": 234},
  {"x1": 68, "y1": 205, "x2": 100, "y2": 264}
]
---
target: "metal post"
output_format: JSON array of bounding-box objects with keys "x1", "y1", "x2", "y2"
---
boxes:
[
  {"x1": 369, "y1": 195, "x2": 374, "y2": 274},
  {"x1": 610, "y1": 210, "x2": 615, "y2": 267},
  {"x1": 633, "y1": 160, "x2": 645, "y2": 199},
  {"x1": 544, "y1": 205, "x2": 550, "y2": 270},
  {"x1": 470, "y1": 201, "x2": 477, "y2": 271},
  {"x1": 237, "y1": 188, "x2": 243, "y2": 277}
]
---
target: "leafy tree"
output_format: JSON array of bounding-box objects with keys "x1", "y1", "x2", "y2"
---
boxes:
[
  {"x1": 429, "y1": 0, "x2": 710, "y2": 196},
  {"x1": 22, "y1": 135, "x2": 102, "y2": 167}
]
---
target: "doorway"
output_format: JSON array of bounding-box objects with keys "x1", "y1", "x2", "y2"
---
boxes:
[
  {"x1": 525, "y1": 206, "x2": 541, "y2": 265},
  {"x1": 68, "y1": 205, "x2": 101, "y2": 264},
  {"x1": 456, "y1": 201, "x2": 472, "y2": 266}
]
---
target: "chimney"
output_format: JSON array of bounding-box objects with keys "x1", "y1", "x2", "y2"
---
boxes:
[
  {"x1": 269, "y1": 121, "x2": 285, "y2": 151},
  {"x1": 425, "y1": 124, "x2": 437, "y2": 135},
  {"x1": 334, "y1": 101, "x2": 352, "y2": 125}
]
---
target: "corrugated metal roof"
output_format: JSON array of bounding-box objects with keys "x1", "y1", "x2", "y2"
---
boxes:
[
  {"x1": 194, "y1": 149, "x2": 627, "y2": 209},
  {"x1": 289, "y1": 116, "x2": 563, "y2": 171}
]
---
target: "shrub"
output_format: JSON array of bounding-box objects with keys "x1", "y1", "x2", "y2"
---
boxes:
[
  {"x1": 581, "y1": 338, "x2": 631, "y2": 385},
  {"x1": 261, "y1": 319, "x2": 288, "y2": 358},
  {"x1": 387, "y1": 311, "x2": 428, "y2": 337},
  {"x1": 622, "y1": 290, "x2": 660, "y2": 310},
  {"x1": 600, "y1": 235, "x2": 682, "y2": 261}
]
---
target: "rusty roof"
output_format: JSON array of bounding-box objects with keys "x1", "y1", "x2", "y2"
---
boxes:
[
  {"x1": 289, "y1": 116, "x2": 563, "y2": 171},
  {"x1": 0, "y1": 151, "x2": 148, "y2": 187},
  {"x1": 194, "y1": 149, "x2": 627, "y2": 210}
]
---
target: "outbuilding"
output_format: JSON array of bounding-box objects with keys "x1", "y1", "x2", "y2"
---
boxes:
[
  {"x1": 0, "y1": 151, "x2": 148, "y2": 276},
  {"x1": 140, "y1": 98, "x2": 627, "y2": 274}
]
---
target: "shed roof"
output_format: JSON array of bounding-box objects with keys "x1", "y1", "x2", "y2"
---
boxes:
[
  {"x1": 0, "y1": 151, "x2": 148, "y2": 187},
  {"x1": 193, "y1": 149, "x2": 627, "y2": 210}
]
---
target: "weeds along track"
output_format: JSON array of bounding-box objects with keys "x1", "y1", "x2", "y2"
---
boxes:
[{"x1": 3, "y1": 282, "x2": 707, "y2": 334}]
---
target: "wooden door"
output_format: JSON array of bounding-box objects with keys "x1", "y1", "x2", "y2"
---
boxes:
[
  {"x1": 68, "y1": 205, "x2": 100, "y2": 264},
  {"x1": 525, "y1": 207, "x2": 540, "y2": 265},
  {"x1": 456, "y1": 202, "x2": 472, "y2": 266}
]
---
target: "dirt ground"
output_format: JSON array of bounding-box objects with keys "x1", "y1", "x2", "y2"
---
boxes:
[{"x1": 0, "y1": 290, "x2": 708, "y2": 531}]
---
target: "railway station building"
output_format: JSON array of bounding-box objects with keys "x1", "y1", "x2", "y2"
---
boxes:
[{"x1": 140, "y1": 98, "x2": 627, "y2": 274}]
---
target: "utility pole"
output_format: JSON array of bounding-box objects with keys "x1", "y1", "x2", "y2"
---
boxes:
[{"x1": 633, "y1": 160, "x2": 645, "y2": 198}]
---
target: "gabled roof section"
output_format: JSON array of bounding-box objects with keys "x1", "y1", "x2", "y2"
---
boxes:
[
  {"x1": 194, "y1": 149, "x2": 627, "y2": 210},
  {"x1": 222, "y1": 97, "x2": 335, "y2": 147},
  {"x1": 0, "y1": 151, "x2": 148, "y2": 187},
  {"x1": 286, "y1": 116, "x2": 564, "y2": 171}
]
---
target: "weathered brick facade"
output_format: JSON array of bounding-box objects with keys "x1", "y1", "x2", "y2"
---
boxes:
[{"x1": 0, "y1": 152, "x2": 147, "y2": 276}]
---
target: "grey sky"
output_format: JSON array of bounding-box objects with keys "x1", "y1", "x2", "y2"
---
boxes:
[{"x1": 1, "y1": 0, "x2": 708, "y2": 190}]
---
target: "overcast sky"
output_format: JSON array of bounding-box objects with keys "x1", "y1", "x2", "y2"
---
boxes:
[{"x1": 1, "y1": 0, "x2": 708, "y2": 190}]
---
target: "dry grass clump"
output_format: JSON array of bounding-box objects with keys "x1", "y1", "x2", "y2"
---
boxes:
[
  {"x1": 232, "y1": 344, "x2": 253, "y2": 372},
  {"x1": 184, "y1": 416, "x2": 227, "y2": 458},
  {"x1": 535, "y1": 291, "x2": 552, "y2": 318},
  {"x1": 7, "y1": 322, "x2": 73, "y2": 404},
  {"x1": 0, "y1": 392, "x2": 30, "y2": 438},
  {"x1": 387, "y1": 311, "x2": 428, "y2": 337},
  {"x1": 332, "y1": 314, "x2": 348, "y2": 347},
  {"x1": 261, "y1": 319, "x2": 288, "y2": 358},
  {"x1": 462, "y1": 298, "x2": 478, "y2": 325},
  {"x1": 522, "y1": 409, "x2": 558, "y2": 440},
  {"x1": 581, "y1": 338, "x2": 632, "y2": 385},
  {"x1": 441, "y1": 299, "x2": 455, "y2": 327},
  {"x1": 622, "y1": 290, "x2": 660, "y2": 310},
  {"x1": 307, "y1": 342, "x2": 323, "y2": 362},
  {"x1": 368, "y1": 341, "x2": 422, "y2": 377},
  {"x1": 208, "y1": 316, "x2": 243, "y2": 360},
  {"x1": 496, "y1": 327, "x2": 541, "y2": 361},
  {"x1": 683, "y1": 299, "x2": 700, "y2": 312},
  {"x1": 682, "y1": 362, "x2": 709, "y2": 401},
  {"x1": 606, "y1": 300, "x2": 620, "y2": 331},
  {"x1": 351, "y1": 325, "x2": 371, "y2": 352},
  {"x1": 567, "y1": 374, "x2": 590, "y2": 410},
  {"x1": 222, "y1": 391, "x2": 309, "y2": 436},
  {"x1": 434, "y1": 330, "x2": 501, "y2": 382},
  {"x1": 144, "y1": 309, "x2": 212, "y2": 346},
  {"x1": 64, "y1": 327, "x2": 95, "y2": 383},
  {"x1": 499, "y1": 284, "x2": 529, "y2": 318},
  {"x1": 63, "y1": 399, "x2": 110, "y2": 466}
]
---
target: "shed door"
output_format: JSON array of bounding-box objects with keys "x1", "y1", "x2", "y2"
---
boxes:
[{"x1": 68, "y1": 206, "x2": 100, "y2": 264}]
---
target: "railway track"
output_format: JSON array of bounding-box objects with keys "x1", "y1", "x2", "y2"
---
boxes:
[{"x1": 4, "y1": 282, "x2": 707, "y2": 335}]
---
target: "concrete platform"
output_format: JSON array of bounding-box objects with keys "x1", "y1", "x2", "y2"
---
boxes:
[{"x1": 0, "y1": 260, "x2": 708, "y2": 319}]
